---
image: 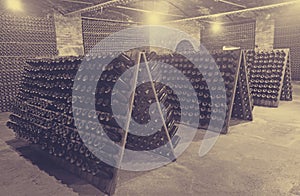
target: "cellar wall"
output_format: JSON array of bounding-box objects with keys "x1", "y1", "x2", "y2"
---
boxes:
[
  {"x1": 255, "y1": 14, "x2": 275, "y2": 50},
  {"x1": 54, "y1": 13, "x2": 84, "y2": 57},
  {"x1": 150, "y1": 21, "x2": 201, "y2": 54},
  {"x1": 274, "y1": 14, "x2": 300, "y2": 81},
  {"x1": 0, "y1": 14, "x2": 57, "y2": 112},
  {"x1": 167, "y1": 21, "x2": 201, "y2": 44},
  {"x1": 200, "y1": 21, "x2": 256, "y2": 51}
]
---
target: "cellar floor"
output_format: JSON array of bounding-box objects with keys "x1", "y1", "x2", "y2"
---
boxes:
[{"x1": 0, "y1": 82, "x2": 299, "y2": 196}]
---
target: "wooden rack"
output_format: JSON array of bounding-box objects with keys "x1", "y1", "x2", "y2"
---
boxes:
[
  {"x1": 7, "y1": 50, "x2": 255, "y2": 195},
  {"x1": 246, "y1": 49, "x2": 292, "y2": 107},
  {"x1": 7, "y1": 52, "x2": 179, "y2": 195},
  {"x1": 152, "y1": 50, "x2": 253, "y2": 134}
]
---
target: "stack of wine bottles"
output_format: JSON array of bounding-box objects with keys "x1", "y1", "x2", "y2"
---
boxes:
[
  {"x1": 7, "y1": 52, "x2": 181, "y2": 194},
  {"x1": 280, "y1": 53, "x2": 293, "y2": 101},
  {"x1": 151, "y1": 50, "x2": 253, "y2": 134},
  {"x1": 245, "y1": 50, "x2": 254, "y2": 82},
  {"x1": 0, "y1": 14, "x2": 57, "y2": 112},
  {"x1": 124, "y1": 82, "x2": 180, "y2": 154},
  {"x1": 0, "y1": 14, "x2": 57, "y2": 57},
  {"x1": 0, "y1": 57, "x2": 25, "y2": 112},
  {"x1": 82, "y1": 19, "x2": 133, "y2": 54},
  {"x1": 231, "y1": 53, "x2": 253, "y2": 120},
  {"x1": 246, "y1": 49, "x2": 292, "y2": 107},
  {"x1": 92, "y1": 53, "x2": 179, "y2": 160},
  {"x1": 7, "y1": 56, "x2": 117, "y2": 194}
]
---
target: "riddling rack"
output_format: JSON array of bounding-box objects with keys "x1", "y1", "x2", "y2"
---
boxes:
[
  {"x1": 246, "y1": 49, "x2": 292, "y2": 107},
  {"x1": 7, "y1": 56, "x2": 120, "y2": 195},
  {"x1": 151, "y1": 50, "x2": 253, "y2": 134},
  {"x1": 7, "y1": 53, "x2": 179, "y2": 195},
  {"x1": 7, "y1": 50, "x2": 253, "y2": 194},
  {"x1": 280, "y1": 53, "x2": 293, "y2": 101}
]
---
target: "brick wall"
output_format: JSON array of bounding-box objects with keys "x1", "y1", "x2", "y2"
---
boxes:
[{"x1": 54, "y1": 13, "x2": 84, "y2": 57}]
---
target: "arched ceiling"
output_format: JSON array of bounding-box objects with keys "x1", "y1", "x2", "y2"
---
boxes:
[{"x1": 0, "y1": 0, "x2": 298, "y2": 23}]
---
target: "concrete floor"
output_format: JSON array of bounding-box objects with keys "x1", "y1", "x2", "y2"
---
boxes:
[{"x1": 1, "y1": 82, "x2": 300, "y2": 196}]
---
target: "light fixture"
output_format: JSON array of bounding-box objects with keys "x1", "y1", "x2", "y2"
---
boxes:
[
  {"x1": 211, "y1": 22, "x2": 222, "y2": 34},
  {"x1": 265, "y1": 14, "x2": 271, "y2": 20},
  {"x1": 223, "y1": 46, "x2": 240, "y2": 51},
  {"x1": 6, "y1": 0, "x2": 23, "y2": 12},
  {"x1": 146, "y1": 12, "x2": 161, "y2": 25}
]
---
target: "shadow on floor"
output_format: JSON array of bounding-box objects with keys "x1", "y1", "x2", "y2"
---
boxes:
[
  {"x1": 2, "y1": 115, "x2": 253, "y2": 195},
  {"x1": 229, "y1": 119, "x2": 252, "y2": 127},
  {"x1": 5, "y1": 138, "x2": 152, "y2": 196},
  {"x1": 6, "y1": 138, "x2": 105, "y2": 196}
]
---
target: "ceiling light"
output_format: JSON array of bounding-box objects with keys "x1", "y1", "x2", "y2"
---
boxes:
[
  {"x1": 146, "y1": 12, "x2": 161, "y2": 25},
  {"x1": 211, "y1": 22, "x2": 222, "y2": 34},
  {"x1": 6, "y1": 0, "x2": 23, "y2": 12}
]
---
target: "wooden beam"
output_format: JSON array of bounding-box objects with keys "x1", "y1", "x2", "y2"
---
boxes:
[
  {"x1": 60, "y1": 0, "x2": 93, "y2": 5},
  {"x1": 115, "y1": 5, "x2": 185, "y2": 17},
  {"x1": 81, "y1": 16, "x2": 140, "y2": 24},
  {"x1": 166, "y1": 0, "x2": 298, "y2": 23},
  {"x1": 216, "y1": 0, "x2": 247, "y2": 9},
  {"x1": 65, "y1": 0, "x2": 139, "y2": 16}
]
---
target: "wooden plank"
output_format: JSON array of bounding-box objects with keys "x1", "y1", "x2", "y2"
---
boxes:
[
  {"x1": 246, "y1": 49, "x2": 291, "y2": 107},
  {"x1": 221, "y1": 50, "x2": 243, "y2": 134},
  {"x1": 239, "y1": 51, "x2": 253, "y2": 120},
  {"x1": 242, "y1": 50, "x2": 254, "y2": 113},
  {"x1": 275, "y1": 49, "x2": 290, "y2": 106},
  {"x1": 280, "y1": 51, "x2": 293, "y2": 101}
]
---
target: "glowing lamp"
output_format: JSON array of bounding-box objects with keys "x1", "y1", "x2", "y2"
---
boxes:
[{"x1": 7, "y1": 0, "x2": 23, "y2": 12}]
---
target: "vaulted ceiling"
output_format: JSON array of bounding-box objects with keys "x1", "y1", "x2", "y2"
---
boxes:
[{"x1": 0, "y1": 0, "x2": 298, "y2": 23}]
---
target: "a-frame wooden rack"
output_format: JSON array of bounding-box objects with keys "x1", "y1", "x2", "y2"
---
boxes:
[
  {"x1": 151, "y1": 50, "x2": 253, "y2": 134},
  {"x1": 246, "y1": 49, "x2": 292, "y2": 107},
  {"x1": 7, "y1": 51, "x2": 255, "y2": 196},
  {"x1": 205, "y1": 50, "x2": 253, "y2": 134}
]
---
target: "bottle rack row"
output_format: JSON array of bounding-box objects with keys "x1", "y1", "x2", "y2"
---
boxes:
[
  {"x1": 8, "y1": 53, "x2": 179, "y2": 195},
  {"x1": 0, "y1": 14, "x2": 58, "y2": 110},
  {"x1": 0, "y1": 14, "x2": 57, "y2": 57},
  {"x1": 82, "y1": 19, "x2": 130, "y2": 33},
  {"x1": 7, "y1": 50, "x2": 253, "y2": 194},
  {"x1": 82, "y1": 19, "x2": 149, "y2": 55},
  {"x1": 281, "y1": 53, "x2": 293, "y2": 101},
  {"x1": 0, "y1": 57, "x2": 25, "y2": 112},
  {"x1": 0, "y1": 14, "x2": 55, "y2": 31},
  {"x1": 82, "y1": 19, "x2": 129, "y2": 54},
  {"x1": 245, "y1": 49, "x2": 292, "y2": 107},
  {"x1": 0, "y1": 31, "x2": 56, "y2": 42},
  {"x1": 151, "y1": 50, "x2": 253, "y2": 134},
  {"x1": 8, "y1": 55, "x2": 122, "y2": 195},
  {"x1": 0, "y1": 43, "x2": 57, "y2": 57}
]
